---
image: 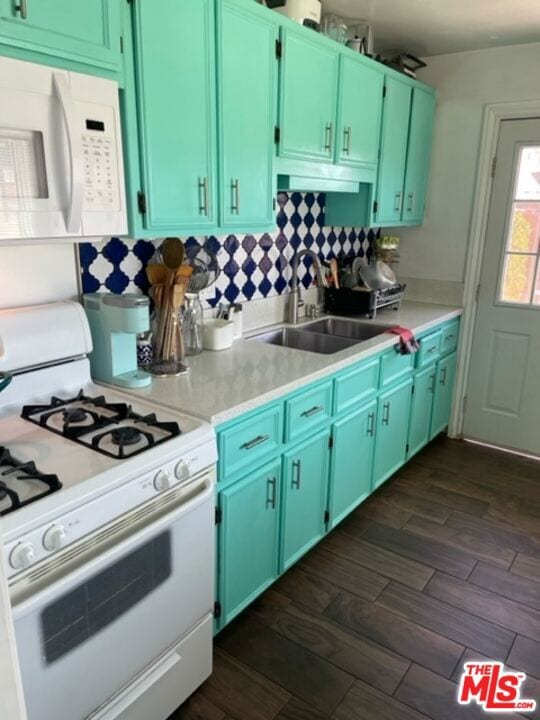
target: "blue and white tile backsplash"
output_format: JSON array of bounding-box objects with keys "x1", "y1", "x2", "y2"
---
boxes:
[{"x1": 80, "y1": 192, "x2": 379, "y2": 308}]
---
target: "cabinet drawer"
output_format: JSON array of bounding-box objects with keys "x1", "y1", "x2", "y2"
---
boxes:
[
  {"x1": 218, "y1": 405, "x2": 283, "y2": 481},
  {"x1": 441, "y1": 320, "x2": 460, "y2": 356},
  {"x1": 333, "y1": 358, "x2": 380, "y2": 415},
  {"x1": 380, "y1": 346, "x2": 414, "y2": 388},
  {"x1": 417, "y1": 330, "x2": 442, "y2": 368},
  {"x1": 285, "y1": 381, "x2": 332, "y2": 443}
]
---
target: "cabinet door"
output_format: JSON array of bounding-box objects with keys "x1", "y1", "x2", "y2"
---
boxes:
[
  {"x1": 132, "y1": 0, "x2": 217, "y2": 232},
  {"x1": 279, "y1": 27, "x2": 339, "y2": 162},
  {"x1": 373, "y1": 378, "x2": 413, "y2": 489},
  {"x1": 431, "y1": 352, "x2": 457, "y2": 438},
  {"x1": 337, "y1": 56, "x2": 383, "y2": 169},
  {"x1": 0, "y1": 0, "x2": 121, "y2": 71},
  {"x1": 374, "y1": 76, "x2": 412, "y2": 225},
  {"x1": 402, "y1": 87, "x2": 436, "y2": 224},
  {"x1": 281, "y1": 429, "x2": 330, "y2": 571},
  {"x1": 219, "y1": 459, "x2": 281, "y2": 626},
  {"x1": 407, "y1": 365, "x2": 436, "y2": 458},
  {"x1": 219, "y1": 0, "x2": 277, "y2": 230},
  {"x1": 329, "y1": 400, "x2": 376, "y2": 528}
]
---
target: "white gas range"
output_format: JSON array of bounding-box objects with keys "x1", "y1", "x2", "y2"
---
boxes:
[{"x1": 0, "y1": 302, "x2": 217, "y2": 720}]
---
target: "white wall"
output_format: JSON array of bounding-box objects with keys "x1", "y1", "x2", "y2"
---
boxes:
[
  {"x1": 0, "y1": 244, "x2": 79, "y2": 309},
  {"x1": 399, "y1": 41, "x2": 540, "y2": 289}
]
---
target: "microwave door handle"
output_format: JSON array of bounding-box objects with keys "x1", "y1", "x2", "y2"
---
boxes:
[{"x1": 53, "y1": 73, "x2": 84, "y2": 234}]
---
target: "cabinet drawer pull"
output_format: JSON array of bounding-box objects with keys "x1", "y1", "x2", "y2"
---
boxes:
[
  {"x1": 241, "y1": 434, "x2": 270, "y2": 450},
  {"x1": 440, "y1": 367, "x2": 448, "y2": 386},
  {"x1": 445, "y1": 333, "x2": 455, "y2": 341},
  {"x1": 367, "y1": 412, "x2": 375, "y2": 437},
  {"x1": 198, "y1": 177, "x2": 209, "y2": 216},
  {"x1": 324, "y1": 122, "x2": 333, "y2": 152},
  {"x1": 427, "y1": 345, "x2": 438, "y2": 354},
  {"x1": 301, "y1": 405, "x2": 324, "y2": 418},
  {"x1": 394, "y1": 192, "x2": 402, "y2": 213},
  {"x1": 231, "y1": 178, "x2": 240, "y2": 215},
  {"x1": 406, "y1": 191, "x2": 414, "y2": 212},
  {"x1": 343, "y1": 126, "x2": 352, "y2": 154},
  {"x1": 382, "y1": 402, "x2": 391, "y2": 426},
  {"x1": 14, "y1": 0, "x2": 27, "y2": 18},
  {"x1": 292, "y1": 459, "x2": 301, "y2": 489},
  {"x1": 266, "y1": 477, "x2": 277, "y2": 509}
]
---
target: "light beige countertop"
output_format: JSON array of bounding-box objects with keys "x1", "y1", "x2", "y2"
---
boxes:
[{"x1": 128, "y1": 302, "x2": 462, "y2": 425}]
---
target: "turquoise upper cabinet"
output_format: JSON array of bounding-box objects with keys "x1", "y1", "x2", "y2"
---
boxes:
[
  {"x1": 407, "y1": 364, "x2": 436, "y2": 458},
  {"x1": 373, "y1": 377, "x2": 413, "y2": 489},
  {"x1": 0, "y1": 0, "x2": 121, "y2": 72},
  {"x1": 278, "y1": 27, "x2": 339, "y2": 162},
  {"x1": 402, "y1": 87, "x2": 436, "y2": 224},
  {"x1": 431, "y1": 352, "x2": 457, "y2": 438},
  {"x1": 219, "y1": 459, "x2": 281, "y2": 626},
  {"x1": 374, "y1": 76, "x2": 412, "y2": 225},
  {"x1": 329, "y1": 400, "x2": 376, "y2": 528},
  {"x1": 132, "y1": 0, "x2": 217, "y2": 233},
  {"x1": 336, "y1": 56, "x2": 383, "y2": 170},
  {"x1": 218, "y1": 0, "x2": 277, "y2": 230},
  {"x1": 280, "y1": 429, "x2": 330, "y2": 571}
]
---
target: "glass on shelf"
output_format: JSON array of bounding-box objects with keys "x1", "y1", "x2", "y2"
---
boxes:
[{"x1": 322, "y1": 14, "x2": 348, "y2": 44}]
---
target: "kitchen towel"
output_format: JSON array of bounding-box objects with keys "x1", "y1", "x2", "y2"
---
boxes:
[{"x1": 386, "y1": 326, "x2": 420, "y2": 355}]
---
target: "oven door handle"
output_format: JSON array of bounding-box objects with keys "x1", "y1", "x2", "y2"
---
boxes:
[
  {"x1": 11, "y1": 474, "x2": 214, "y2": 619},
  {"x1": 53, "y1": 72, "x2": 84, "y2": 234}
]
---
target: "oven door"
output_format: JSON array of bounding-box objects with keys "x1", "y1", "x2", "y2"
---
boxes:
[{"x1": 11, "y1": 471, "x2": 214, "y2": 720}]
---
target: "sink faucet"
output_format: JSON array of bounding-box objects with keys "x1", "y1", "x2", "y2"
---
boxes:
[{"x1": 287, "y1": 250, "x2": 329, "y2": 324}]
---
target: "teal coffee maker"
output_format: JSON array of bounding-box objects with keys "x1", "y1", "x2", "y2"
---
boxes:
[{"x1": 83, "y1": 293, "x2": 152, "y2": 389}]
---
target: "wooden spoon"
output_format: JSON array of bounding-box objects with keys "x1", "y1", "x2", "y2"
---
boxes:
[
  {"x1": 157, "y1": 239, "x2": 185, "y2": 357},
  {"x1": 329, "y1": 258, "x2": 340, "y2": 289}
]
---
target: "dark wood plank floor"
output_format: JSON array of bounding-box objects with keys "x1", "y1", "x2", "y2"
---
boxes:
[{"x1": 172, "y1": 436, "x2": 540, "y2": 720}]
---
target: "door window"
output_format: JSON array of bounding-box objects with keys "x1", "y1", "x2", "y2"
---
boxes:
[{"x1": 499, "y1": 145, "x2": 540, "y2": 305}]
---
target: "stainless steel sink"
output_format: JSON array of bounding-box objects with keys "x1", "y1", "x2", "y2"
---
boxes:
[
  {"x1": 251, "y1": 327, "x2": 358, "y2": 355},
  {"x1": 302, "y1": 317, "x2": 390, "y2": 341}
]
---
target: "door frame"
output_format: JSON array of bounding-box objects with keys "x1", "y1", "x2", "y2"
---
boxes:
[{"x1": 451, "y1": 100, "x2": 540, "y2": 438}]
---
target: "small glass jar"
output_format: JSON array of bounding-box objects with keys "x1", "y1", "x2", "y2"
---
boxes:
[{"x1": 183, "y1": 293, "x2": 204, "y2": 355}]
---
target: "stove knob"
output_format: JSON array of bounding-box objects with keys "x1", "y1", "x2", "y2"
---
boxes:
[
  {"x1": 43, "y1": 525, "x2": 67, "y2": 552},
  {"x1": 174, "y1": 460, "x2": 190, "y2": 483},
  {"x1": 9, "y1": 542, "x2": 36, "y2": 571},
  {"x1": 153, "y1": 469, "x2": 171, "y2": 493}
]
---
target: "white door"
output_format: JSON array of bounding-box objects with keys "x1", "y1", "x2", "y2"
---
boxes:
[{"x1": 464, "y1": 119, "x2": 540, "y2": 455}]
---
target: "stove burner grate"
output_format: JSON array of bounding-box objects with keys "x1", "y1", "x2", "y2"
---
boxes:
[
  {"x1": 0, "y1": 447, "x2": 62, "y2": 516},
  {"x1": 21, "y1": 391, "x2": 181, "y2": 460}
]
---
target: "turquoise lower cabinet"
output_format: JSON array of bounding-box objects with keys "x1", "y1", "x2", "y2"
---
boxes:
[
  {"x1": 0, "y1": 0, "x2": 121, "y2": 72},
  {"x1": 328, "y1": 400, "x2": 376, "y2": 528},
  {"x1": 218, "y1": 0, "x2": 277, "y2": 231},
  {"x1": 218, "y1": 459, "x2": 281, "y2": 626},
  {"x1": 373, "y1": 377, "x2": 413, "y2": 489},
  {"x1": 431, "y1": 352, "x2": 457, "y2": 438},
  {"x1": 281, "y1": 429, "x2": 330, "y2": 571},
  {"x1": 407, "y1": 365, "x2": 436, "y2": 458}
]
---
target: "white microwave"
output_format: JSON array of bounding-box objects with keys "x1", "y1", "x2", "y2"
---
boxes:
[{"x1": 0, "y1": 57, "x2": 127, "y2": 245}]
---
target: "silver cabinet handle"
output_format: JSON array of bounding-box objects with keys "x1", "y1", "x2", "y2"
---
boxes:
[
  {"x1": 266, "y1": 477, "x2": 277, "y2": 509},
  {"x1": 394, "y1": 192, "x2": 402, "y2": 213},
  {"x1": 427, "y1": 345, "x2": 438, "y2": 354},
  {"x1": 445, "y1": 333, "x2": 455, "y2": 341},
  {"x1": 324, "y1": 122, "x2": 333, "y2": 152},
  {"x1": 198, "y1": 177, "x2": 209, "y2": 216},
  {"x1": 406, "y1": 192, "x2": 414, "y2": 212},
  {"x1": 343, "y1": 126, "x2": 352, "y2": 155},
  {"x1": 292, "y1": 459, "x2": 301, "y2": 489},
  {"x1": 440, "y1": 367, "x2": 448, "y2": 386},
  {"x1": 231, "y1": 179, "x2": 240, "y2": 215},
  {"x1": 241, "y1": 434, "x2": 270, "y2": 450},
  {"x1": 382, "y1": 402, "x2": 391, "y2": 426},
  {"x1": 301, "y1": 405, "x2": 324, "y2": 418},
  {"x1": 14, "y1": 0, "x2": 27, "y2": 18},
  {"x1": 367, "y1": 412, "x2": 375, "y2": 437}
]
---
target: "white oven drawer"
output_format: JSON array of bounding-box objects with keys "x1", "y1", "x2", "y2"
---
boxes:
[{"x1": 12, "y1": 471, "x2": 214, "y2": 720}]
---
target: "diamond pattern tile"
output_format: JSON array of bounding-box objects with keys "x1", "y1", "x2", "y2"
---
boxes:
[{"x1": 79, "y1": 192, "x2": 378, "y2": 307}]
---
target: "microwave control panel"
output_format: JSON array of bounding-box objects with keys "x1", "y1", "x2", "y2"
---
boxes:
[{"x1": 82, "y1": 123, "x2": 120, "y2": 212}]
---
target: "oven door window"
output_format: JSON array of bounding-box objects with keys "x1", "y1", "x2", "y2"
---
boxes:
[{"x1": 41, "y1": 532, "x2": 171, "y2": 665}]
